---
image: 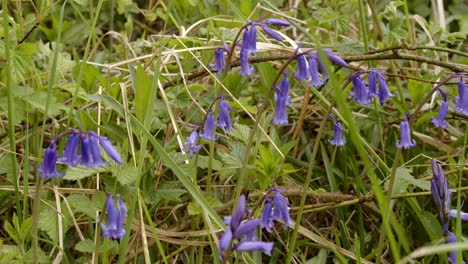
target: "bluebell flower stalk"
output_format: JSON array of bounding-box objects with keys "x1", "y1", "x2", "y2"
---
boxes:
[
  {"x1": 431, "y1": 159, "x2": 468, "y2": 263},
  {"x1": 396, "y1": 119, "x2": 416, "y2": 149},
  {"x1": 260, "y1": 187, "x2": 293, "y2": 232},
  {"x1": 101, "y1": 193, "x2": 127, "y2": 240},
  {"x1": 38, "y1": 129, "x2": 123, "y2": 179}
]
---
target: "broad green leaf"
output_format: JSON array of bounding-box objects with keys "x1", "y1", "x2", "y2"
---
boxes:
[
  {"x1": 114, "y1": 164, "x2": 138, "y2": 185},
  {"x1": 197, "y1": 155, "x2": 222, "y2": 171},
  {"x1": 75, "y1": 239, "x2": 96, "y2": 253},
  {"x1": 63, "y1": 166, "x2": 109, "y2": 181},
  {"x1": 385, "y1": 167, "x2": 430, "y2": 195},
  {"x1": 66, "y1": 194, "x2": 97, "y2": 219},
  {"x1": 133, "y1": 64, "x2": 151, "y2": 122}
]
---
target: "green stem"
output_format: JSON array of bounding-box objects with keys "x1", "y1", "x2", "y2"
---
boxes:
[{"x1": 3, "y1": 0, "x2": 21, "y2": 221}]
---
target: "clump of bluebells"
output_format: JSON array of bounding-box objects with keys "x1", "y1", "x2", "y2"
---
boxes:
[
  {"x1": 101, "y1": 193, "x2": 127, "y2": 240},
  {"x1": 38, "y1": 129, "x2": 123, "y2": 178},
  {"x1": 219, "y1": 189, "x2": 292, "y2": 259},
  {"x1": 430, "y1": 159, "x2": 467, "y2": 263}
]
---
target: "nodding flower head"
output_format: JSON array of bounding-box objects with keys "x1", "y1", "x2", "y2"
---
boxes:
[
  {"x1": 38, "y1": 144, "x2": 64, "y2": 179},
  {"x1": 260, "y1": 24, "x2": 282, "y2": 41},
  {"x1": 431, "y1": 100, "x2": 449, "y2": 129},
  {"x1": 200, "y1": 109, "x2": 216, "y2": 141},
  {"x1": 376, "y1": 72, "x2": 394, "y2": 105},
  {"x1": 263, "y1": 18, "x2": 290, "y2": 27},
  {"x1": 210, "y1": 48, "x2": 226, "y2": 74},
  {"x1": 184, "y1": 130, "x2": 201, "y2": 159},
  {"x1": 272, "y1": 188, "x2": 293, "y2": 227},
  {"x1": 295, "y1": 54, "x2": 310, "y2": 81},
  {"x1": 396, "y1": 119, "x2": 416, "y2": 149},
  {"x1": 367, "y1": 70, "x2": 378, "y2": 98},
  {"x1": 455, "y1": 78, "x2": 468, "y2": 115},
  {"x1": 350, "y1": 75, "x2": 371, "y2": 105},
  {"x1": 219, "y1": 194, "x2": 274, "y2": 258},
  {"x1": 308, "y1": 55, "x2": 323, "y2": 87},
  {"x1": 329, "y1": 121, "x2": 346, "y2": 147},
  {"x1": 101, "y1": 193, "x2": 127, "y2": 240},
  {"x1": 431, "y1": 159, "x2": 451, "y2": 219},
  {"x1": 59, "y1": 134, "x2": 80, "y2": 167},
  {"x1": 242, "y1": 26, "x2": 257, "y2": 54},
  {"x1": 217, "y1": 96, "x2": 233, "y2": 131},
  {"x1": 272, "y1": 75, "x2": 290, "y2": 125},
  {"x1": 239, "y1": 47, "x2": 254, "y2": 76},
  {"x1": 323, "y1": 48, "x2": 348, "y2": 67}
]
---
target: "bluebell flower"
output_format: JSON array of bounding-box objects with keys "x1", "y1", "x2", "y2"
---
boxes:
[
  {"x1": 395, "y1": 119, "x2": 416, "y2": 149},
  {"x1": 350, "y1": 75, "x2": 371, "y2": 105},
  {"x1": 431, "y1": 101, "x2": 449, "y2": 129},
  {"x1": 233, "y1": 241, "x2": 274, "y2": 256},
  {"x1": 185, "y1": 130, "x2": 201, "y2": 158},
  {"x1": 239, "y1": 47, "x2": 254, "y2": 76},
  {"x1": 376, "y1": 72, "x2": 394, "y2": 105},
  {"x1": 200, "y1": 109, "x2": 216, "y2": 141},
  {"x1": 242, "y1": 26, "x2": 256, "y2": 54},
  {"x1": 210, "y1": 48, "x2": 226, "y2": 74},
  {"x1": 329, "y1": 121, "x2": 346, "y2": 146},
  {"x1": 317, "y1": 54, "x2": 329, "y2": 82},
  {"x1": 368, "y1": 71, "x2": 378, "y2": 98},
  {"x1": 260, "y1": 24, "x2": 283, "y2": 41},
  {"x1": 431, "y1": 159, "x2": 452, "y2": 225},
  {"x1": 59, "y1": 133, "x2": 80, "y2": 167},
  {"x1": 272, "y1": 188, "x2": 293, "y2": 227},
  {"x1": 447, "y1": 231, "x2": 466, "y2": 264},
  {"x1": 455, "y1": 78, "x2": 468, "y2": 115},
  {"x1": 273, "y1": 75, "x2": 290, "y2": 125},
  {"x1": 263, "y1": 18, "x2": 290, "y2": 27},
  {"x1": 323, "y1": 48, "x2": 348, "y2": 67},
  {"x1": 217, "y1": 96, "x2": 233, "y2": 131},
  {"x1": 260, "y1": 201, "x2": 274, "y2": 233},
  {"x1": 295, "y1": 55, "x2": 310, "y2": 81},
  {"x1": 38, "y1": 144, "x2": 64, "y2": 179},
  {"x1": 97, "y1": 135, "x2": 123, "y2": 164},
  {"x1": 101, "y1": 193, "x2": 127, "y2": 240},
  {"x1": 308, "y1": 55, "x2": 323, "y2": 87},
  {"x1": 219, "y1": 194, "x2": 274, "y2": 258},
  {"x1": 88, "y1": 133, "x2": 108, "y2": 167},
  {"x1": 79, "y1": 135, "x2": 94, "y2": 167}
]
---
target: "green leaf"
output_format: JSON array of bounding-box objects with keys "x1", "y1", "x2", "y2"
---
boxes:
[
  {"x1": 66, "y1": 194, "x2": 97, "y2": 219},
  {"x1": 385, "y1": 167, "x2": 431, "y2": 195},
  {"x1": 133, "y1": 64, "x2": 151, "y2": 122},
  {"x1": 63, "y1": 166, "x2": 109, "y2": 181},
  {"x1": 113, "y1": 164, "x2": 138, "y2": 185},
  {"x1": 197, "y1": 155, "x2": 222, "y2": 170},
  {"x1": 146, "y1": 181, "x2": 187, "y2": 204},
  {"x1": 75, "y1": 239, "x2": 96, "y2": 253}
]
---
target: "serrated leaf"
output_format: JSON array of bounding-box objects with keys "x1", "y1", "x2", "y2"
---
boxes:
[
  {"x1": 147, "y1": 181, "x2": 187, "y2": 204},
  {"x1": 228, "y1": 123, "x2": 251, "y2": 143},
  {"x1": 75, "y1": 239, "x2": 96, "y2": 253},
  {"x1": 114, "y1": 165, "x2": 138, "y2": 185},
  {"x1": 188, "y1": 197, "x2": 222, "y2": 215},
  {"x1": 38, "y1": 205, "x2": 71, "y2": 243},
  {"x1": 66, "y1": 194, "x2": 97, "y2": 219},
  {"x1": 133, "y1": 64, "x2": 151, "y2": 122},
  {"x1": 197, "y1": 155, "x2": 222, "y2": 170},
  {"x1": 63, "y1": 166, "x2": 109, "y2": 181},
  {"x1": 385, "y1": 167, "x2": 431, "y2": 196},
  {"x1": 24, "y1": 90, "x2": 67, "y2": 116}
]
